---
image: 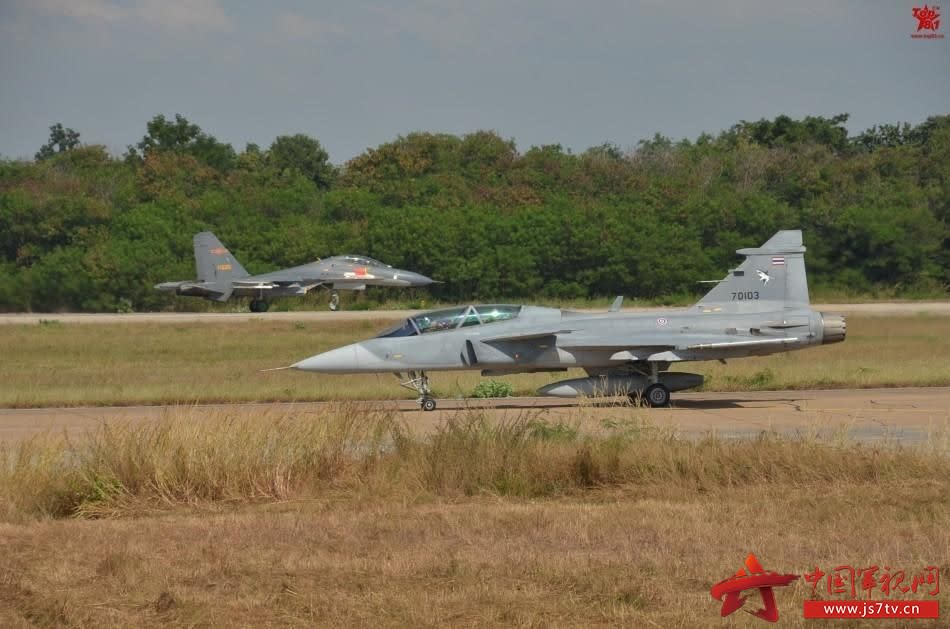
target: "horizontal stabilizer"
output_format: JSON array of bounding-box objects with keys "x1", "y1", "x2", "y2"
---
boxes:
[{"x1": 154, "y1": 280, "x2": 229, "y2": 300}]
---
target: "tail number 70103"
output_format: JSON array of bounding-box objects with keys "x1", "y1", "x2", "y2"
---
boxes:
[{"x1": 732, "y1": 291, "x2": 760, "y2": 301}]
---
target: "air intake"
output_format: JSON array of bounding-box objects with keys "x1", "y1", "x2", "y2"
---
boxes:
[{"x1": 821, "y1": 313, "x2": 846, "y2": 345}]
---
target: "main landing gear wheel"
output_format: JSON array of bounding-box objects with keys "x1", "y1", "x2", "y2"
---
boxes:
[
  {"x1": 249, "y1": 299, "x2": 270, "y2": 313},
  {"x1": 420, "y1": 397, "x2": 437, "y2": 412},
  {"x1": 643, "y1": 383, "x2": 671, "y2": 408},
  {"x1": 329, "y1": 291, "x2": 340, "y2": 311}
]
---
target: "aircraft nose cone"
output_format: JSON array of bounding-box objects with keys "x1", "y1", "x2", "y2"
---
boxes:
[
  {"x1": 402, "y1": 271, "x2": 435, "y2": 286},
  {"x1": 293, "y1": 345, "x2": 360, "y2": 373}
]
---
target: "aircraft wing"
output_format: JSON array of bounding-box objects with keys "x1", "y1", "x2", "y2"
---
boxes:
[
  {"x1": 232, "y1": 279, "x2": 323, "y2": 292},
  {"x1": 559, "y1": 339, "x2": 677, "y2": 361},
  {"x1": 330, "y1": 281, "x2": 368, "y2": 290},
  {"x1": 685, "y1": 337, "x2": 801, "y2": 350},
  {"x1": 559, "y1": 335, "x2": 801, "y2": 361},
  {"x1": 232, "y1": 280, "x2": 279, "y2": 289},
  {"x1": 154, "y1": 280, "x2": 229, "y2": 298}
]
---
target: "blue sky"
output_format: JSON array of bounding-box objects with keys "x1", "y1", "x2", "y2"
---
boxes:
[{"x1": 1, "y1": 1, "x2": 947, "y2": 162}]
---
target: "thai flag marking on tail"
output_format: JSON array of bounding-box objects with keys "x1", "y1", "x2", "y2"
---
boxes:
[{"x1": 771, "y1": 256, "x2": 785, "y2": 266}]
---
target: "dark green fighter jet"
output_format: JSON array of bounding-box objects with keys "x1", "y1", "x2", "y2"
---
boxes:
[
  {"x1": 156, "y1": 232, "x2": 435, "y2": 311},
  {"x1": 290, "y1": 231, "x2": 846, "y2": 409}
]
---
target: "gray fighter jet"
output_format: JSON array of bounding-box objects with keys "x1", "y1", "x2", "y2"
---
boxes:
[
  {"x1": 290, "y1": 230, "x2": 846, "y2": 409},
  {"x1": 156, "y1": 232, "x2": 435, "y2": 311}
]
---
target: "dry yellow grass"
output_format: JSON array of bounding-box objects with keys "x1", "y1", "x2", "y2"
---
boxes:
[
  {"x1": 0, "y1": 407, "x2": 946, "y2": 627},
  {"x1": 2, "y1": 407, "x2": 947, "y2": 520}
]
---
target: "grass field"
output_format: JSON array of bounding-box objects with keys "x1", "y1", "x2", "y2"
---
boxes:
[
  {"x1": 2, "y1": 315, "x2": 950, "y2": 407},
  {"x1": 0, "y1": 408, "x2": 947, "y2": 627}
]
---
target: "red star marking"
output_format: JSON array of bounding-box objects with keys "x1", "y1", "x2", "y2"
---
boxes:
[{"x1": 710, "y1": 554, "x2": 799, "y2": 623}]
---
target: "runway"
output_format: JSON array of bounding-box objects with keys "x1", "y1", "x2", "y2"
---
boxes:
[
  {"x1": 1, "y1": 387, "x2": 947, "y2": 444},
  {"x1": 1, "y1": 301, "x2": 948, "y2": 324}
]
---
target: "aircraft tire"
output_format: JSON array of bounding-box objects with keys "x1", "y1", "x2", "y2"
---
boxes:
[
  {"x1": 329, "y1": 292, "x2": 340, "y2": 311},
  {"x1": 643, "y1": 384, "x2": 671, "y2": 408},
  {"x1": 250, "y1": 300, "x2": 270, "y2": 313},
  {"x1": 420, "y1": 397, "x2": 437, "y2": 412}
]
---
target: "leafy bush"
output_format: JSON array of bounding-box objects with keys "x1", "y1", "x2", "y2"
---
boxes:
[{"x1": 471, "y1": 380, "x2": 514, "y2": 398}]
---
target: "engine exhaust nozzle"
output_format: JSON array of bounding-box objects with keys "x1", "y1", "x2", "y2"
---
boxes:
[{"x1": 821, "y1": 313, "x2": 846, "y2": 345}]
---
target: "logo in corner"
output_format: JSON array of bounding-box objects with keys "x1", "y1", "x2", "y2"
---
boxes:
[
  {"x1": 914, "y1": 5, "x2": 941, "y2": 31},
  {"x1": 710, "y1": 553, "x2": 799, "y2": 623},
  {"x1": 756, "y1": 269, "x2": 771, "y2": 284},
  {"x1": 912, "y1": 5, "x2": 943, "y2": 38}
]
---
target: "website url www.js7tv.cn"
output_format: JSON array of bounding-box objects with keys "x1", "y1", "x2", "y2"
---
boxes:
[{"x1": 803, "y1": 600, "x2": 939, "y2": 619}]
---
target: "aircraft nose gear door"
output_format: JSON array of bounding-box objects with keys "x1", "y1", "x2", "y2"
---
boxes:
[{"x1": 395, "y1": 371, "x2": 436, "y2": 410}]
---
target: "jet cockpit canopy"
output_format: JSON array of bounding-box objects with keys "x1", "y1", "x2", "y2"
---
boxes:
[
  {"x1": 339, "y1": 255, "x2": 390, "y2": 267},
  {"x1": 377, "y1": 304, "x2": 522, "y2": 338}
]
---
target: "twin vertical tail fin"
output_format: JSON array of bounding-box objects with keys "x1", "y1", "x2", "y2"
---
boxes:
[
  {"x1": 695, "y1": 230, "x2": 809, "y2": 313},
  {"x1": 193, "y1": 232, "x2": 250, "y2": 302}
]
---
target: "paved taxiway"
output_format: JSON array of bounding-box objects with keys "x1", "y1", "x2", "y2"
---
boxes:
[
  {"x1": 1, "y1": 301, "x2": 948, "y2": 324},
  {"x1": 1, "y1": 387, "x2": 946, "y2": 444}
]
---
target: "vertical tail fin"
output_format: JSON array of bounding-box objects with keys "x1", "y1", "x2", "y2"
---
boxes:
[
  {"x1": 695, "y1": 230, "x2": 809, "y2": 313},
  {"x1": 193, "y1": 232, "x2": 249, "y2": 302}
]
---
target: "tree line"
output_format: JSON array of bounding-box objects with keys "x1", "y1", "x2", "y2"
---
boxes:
[{"x1": 0, "y1": 112, "x2": 947, "y2": 311}]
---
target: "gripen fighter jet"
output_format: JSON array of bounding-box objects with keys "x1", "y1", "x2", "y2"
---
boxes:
[
  {"x1": 291, "y1": 231, "x2": 846, "y2": 409},
  {"x1": 156, "y1": 232, "x2": 435, "y2": 311}
]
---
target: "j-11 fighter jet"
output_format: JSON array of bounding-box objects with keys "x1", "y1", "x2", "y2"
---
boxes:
[
  {"x1": 156, "y1": 232, "x2": 435, "y2": 311},
  {"x1": 290, "y1": 230, "x2": 845, "y2": 409}
]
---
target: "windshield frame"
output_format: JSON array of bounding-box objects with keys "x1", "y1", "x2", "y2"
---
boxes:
[{"x1": 374, "y1": 304, "x2": 523, "y2": 339}]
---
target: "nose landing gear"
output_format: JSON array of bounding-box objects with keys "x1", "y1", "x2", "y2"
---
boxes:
[
  {"x1": 329, "y1": 291, "x2": 340, "y2": 311},
  {"x1": 396, "y1": 370, "x2": 437, "y2": 411}
]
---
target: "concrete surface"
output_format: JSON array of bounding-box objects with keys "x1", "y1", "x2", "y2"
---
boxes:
[{"x1": 2, "y1": 387, "x2": 946, "y2": 444}]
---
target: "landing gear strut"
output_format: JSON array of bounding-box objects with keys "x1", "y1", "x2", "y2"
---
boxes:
[
  {"x1": 396, "y1": 370, "x2": 436, "y2": 411},
  {"x1": 329, "y1": 291, "x2": 340, "y2": 311},
  {"x1": 628, "y1": 361, "x2": 672, "y2": 408},
  {"x1": 249, "y1": 299, "x2": 270, "y2": 313}
]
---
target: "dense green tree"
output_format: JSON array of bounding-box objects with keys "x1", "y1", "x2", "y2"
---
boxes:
[
  {"x1": 0, "y1": 113, "x2": 946, "y2": 312},
  {"x1": 729, "y1": 114, "x2": 850, "y2": 152},
  {"x1": 127, "y1": 114, "x2": 236, "y2": 171},
  {"x1": 268, "y1": 134, "x2": 335, "y2": 189},
  {"x1": 35, "y1": 123, "x2": 80, "y2": 160}
]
